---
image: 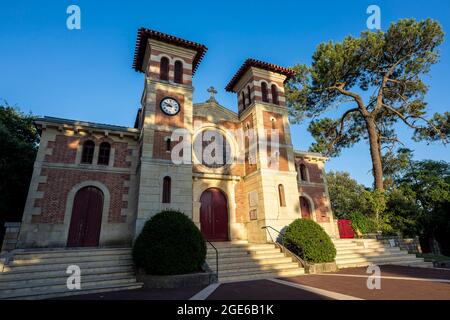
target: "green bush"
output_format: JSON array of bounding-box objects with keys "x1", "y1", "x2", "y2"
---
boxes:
[
  {"x1": 132, "y1": 210, "x2": 206, "y2": 275},
  {"x1": 348, "y1": 211, "x2": 377, "y2": 235},
  {"x1": 283, "y1": 219, "x2": 336, "y2": 263}
]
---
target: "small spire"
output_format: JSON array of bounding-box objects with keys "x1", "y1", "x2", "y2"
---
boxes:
[{"x1": 207, "y1": 86, "x2": 217, "y2": 102}]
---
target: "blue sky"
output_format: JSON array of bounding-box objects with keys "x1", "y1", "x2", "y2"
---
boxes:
[{"x1": 1, "y1": 0, "x2": 449, "y2": 186}]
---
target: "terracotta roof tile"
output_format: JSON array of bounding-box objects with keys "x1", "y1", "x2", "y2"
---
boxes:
[
  {"x1": 225, "y1": 58, "x2": 295, "y2": 92},
  {"x1": 132, "y1": 28, "x2": 207, "y2": 75}
]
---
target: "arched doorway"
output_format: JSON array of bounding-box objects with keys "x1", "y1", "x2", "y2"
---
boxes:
[
  {"x1": 300, "y1": 196, "x2": 312, "y2": 219},
  {"x1": 200, "y1": 188, "x2": 228, "y2": 241},
  {"x1": 67, "y1": 186, "x2": 104, "y2": 247}
]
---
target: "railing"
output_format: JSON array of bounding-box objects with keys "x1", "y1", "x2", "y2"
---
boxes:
[
  {"x1": 205, "y1": 239, "x2": 218, "y2": 280},
  {"x1": 261, "y1": 226, "x2": 307, "y2": 269}
]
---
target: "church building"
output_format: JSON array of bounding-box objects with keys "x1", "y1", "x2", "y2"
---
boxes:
[{"x1": 15, "y1": 28, "x2": 336, "y2": 249}]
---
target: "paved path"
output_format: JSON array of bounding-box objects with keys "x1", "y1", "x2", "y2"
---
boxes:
[
  {"x1": 278, "y1": 265, "x2": 450, "y2": 300},
  {"x1": 56, "y1": 265, "x2": 450, "y2": 300}
]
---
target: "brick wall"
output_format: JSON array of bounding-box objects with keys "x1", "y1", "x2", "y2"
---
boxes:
[
  {"x1": 33, "y1": 168, "x2": 130, "y2": 224},
  {"x1": 299, "y1": 185, "x2": 329, "y2": 222}
]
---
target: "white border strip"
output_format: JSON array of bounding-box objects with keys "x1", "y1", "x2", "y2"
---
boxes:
[
  {"x1": 189, "y1": 283, "x2": 221, "y2": 300},
  {"x1": 269, "y1": 278, "x2": 363, "y2": 300}
]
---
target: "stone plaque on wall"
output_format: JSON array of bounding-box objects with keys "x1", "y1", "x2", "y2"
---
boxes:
[
  {"x1": 248, "y1": 191, "x2": 258, "y2": 207},
  {"x1": 249, "y1": 209, "x2": 257, "y2": 220}
]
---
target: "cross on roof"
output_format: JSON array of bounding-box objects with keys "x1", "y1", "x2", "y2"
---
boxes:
[{"x1": 207, "y1": 86, "x2": 217, "y2": 102}]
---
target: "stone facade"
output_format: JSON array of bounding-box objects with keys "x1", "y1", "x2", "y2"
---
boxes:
[{"x1": 15, "y1": 28, "x2": 337, "y2": 250}]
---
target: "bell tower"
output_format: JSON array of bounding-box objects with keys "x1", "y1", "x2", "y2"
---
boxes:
[
  {"x1": 226, "y1": 59, "x2": 300, "y2": 242},
  {"x1": 132, "y1": 28, "x2": 207, "y2": 236}
]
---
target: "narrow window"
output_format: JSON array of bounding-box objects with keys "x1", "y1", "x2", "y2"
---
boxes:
[
  {"x1": 300, "y1": 164, "x2": 308, "y2": 181},
  {"x1": 241, "y1": 91, "x2": 246, "y2": 110},
  {"x1": 174, "y1": 60, "x2": 183, "y2": 84},
  {"x1": 81, "y1": 140, "x2": 95, "y2": 164},
  {"x1": 98, "y1": 142, "x2": 111, "y2": 165},
  {"x1": 278, "y1": 184, "x2": 286, "y2": 207},
  {"x1": 162, "y1": 176, "x2": 171, "y2": 203},
  {"x1": 160, "y1": 57, "x2": 169, "y2": 81},
  {"x1": 166, "y1": 138, "x2": 171, "y2": 152},
  {"x1": 271, "y1": 84, "x2": 279, "y2": 105},
  {"x1": 261, "y1": 82, "x2": 269, "y2": 102},
  {"x1": 247, "y1": 86, "x2": 252, "y2": 105}
]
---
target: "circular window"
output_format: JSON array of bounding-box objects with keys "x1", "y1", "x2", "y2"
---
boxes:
[{"x1": 193, "y1": 130, "x2": 232, "y2": 168}]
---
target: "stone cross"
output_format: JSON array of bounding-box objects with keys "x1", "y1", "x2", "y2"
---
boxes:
[{"x1": 207, "y1": 86, "x2": 217, "y2": 102}]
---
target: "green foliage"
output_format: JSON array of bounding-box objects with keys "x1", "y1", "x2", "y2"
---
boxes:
[
  {"x1": 283, "y1": 219, "x2": 336, "y2": 263},
  {"x1": 397, "y1": 159, "x2": 450, "y2": 255},
  {"x1": 326, "y1": 171, "x2": 368, "y2": 218},
  {"x1": 132, "y1": 210, "x2": 206, "y2": 275},
  {"x1": 362, "y1": 189, "x2": 387, "y2": 223},
  {"x1": 348, "y1": 211, "x2": 377, "y2": 235},
  {"x1": 286, "y1": 18, "x2": 447, "y2": 189},
  {"x1": 0, "y1": 104, "x2": 39, "y2": 224}
]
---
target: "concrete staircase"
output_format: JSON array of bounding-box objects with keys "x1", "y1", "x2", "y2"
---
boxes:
[
  {"x1": 333, "y1": 238, "x2": 433, "y2": 269},
  {"x1": 0, "y1": 247, "x2": 142, "y2": 300},
  {"x1": 207, "y1": 241, "x2": 304, "y2": 283}
]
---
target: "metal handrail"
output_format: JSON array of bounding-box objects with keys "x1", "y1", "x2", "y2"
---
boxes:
[
  {"x1": 205, "y1": 239, "x2": 218, "y2": 279},
  {"x1": 261, "y1": 225, "x2": 308, "y2": 269}
]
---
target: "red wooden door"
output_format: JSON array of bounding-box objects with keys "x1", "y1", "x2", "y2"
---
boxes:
[
  {"x1": 300, "y1": 196, "x2": 312, "y2": 219},
  {"x1": 200, "y1": 188, "x2": 228, "y2": 241},
  {"x1": 338, "y1": 219, "x2": 355, "y2": 239},
  {"x1": 67, "y1": 186, "x2": 103, "y2": 247}
]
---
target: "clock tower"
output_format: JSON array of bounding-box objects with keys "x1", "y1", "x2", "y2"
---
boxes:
[{"x1": 132, "y1": 28, "x2": 207, "y2": 235}]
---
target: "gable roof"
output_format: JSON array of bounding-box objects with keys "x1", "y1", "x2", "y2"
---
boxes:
[
  {"x1": 225, "y1": 58, "x2": 296, "y2": 92},
  {"x1": 132, "y1": 27, "x2": 207, "y2": 74}
]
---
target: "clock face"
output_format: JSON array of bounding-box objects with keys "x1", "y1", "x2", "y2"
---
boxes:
[{"x1": 160, "y1": 97, "x2": 180, "y2": 116}]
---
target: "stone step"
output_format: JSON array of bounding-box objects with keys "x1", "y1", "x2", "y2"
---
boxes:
[
  {"x1": 0, "y1": 265, "x2": 134, "y2": 281},
  {"x1": 0, "y1": 272, "x2": 135, "y2": 290},
  {"x1": 0, "y1": 277, "x2": 138, "y2": 299},
  {"x1": 207, "y1": 255, "x2": 291, "y2": 265},
  {"x1": 337, "y1": 247, "x2": 401, "y2": 255},
  {"x1": 209, "y1": 243, "x2": 277, "y2": 252},
  {"x1": 336, "y1": 254, "x2": 422, "y2": 265},
  {"x1": 219, "y1": 268, "x2": 305, "y2": 283},
  {"x1": 11, "y1": 252, "x2": 132, "y2": 266},
  {"x1": 395, "y1": 260, "x2": 434, "y2": 268},
  {"x1": 2, "y1": 282, "x2": 143, "y2": 300},
  {"x1": 336, "y1": 251, "x2": 409, "y2": 260},
  {"x1": 207, "y1": 247, "x2": 281, "y2": 256},
  {"x1": 337, "y1": 258, "x2": 428, "y2": 269},
  {"x1": 213, "y1": 260, "x2": 299, "y2": 272},
  {"x1": 218, "y1": 262, "x2": 301, "y2": 275},
  {"x1": 11, "y1": 247, "x2": 131, "y2": 261},
  {"x1": 206, "y1": 248, "x2": 282, "y2": 259},
  {"x1": 4, "y1": 258, "x2": 134, "y2": 273}
]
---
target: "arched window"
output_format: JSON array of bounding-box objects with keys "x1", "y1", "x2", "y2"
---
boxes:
[
  {"x1": 162, "y1": 176, "x2": 171, "y2": 203},
  {"x1": 241, "y1": 91, "x2": 246, "y2": 110},
  {"x1": 81, "y1": 140, "x2": 95, "y2": 164},
  {"x1": 271, "y1": 84, "x2": 279, "y2": 105},
  {"x1": 174, "y1": 60, "x2": 183, "y2": 84},
  {"x1": 261, "y1": 82, "x2": 269, "y2": 102},
  {"x1": 166, "y1": 138, "x2": 171, "y2": 152},
  {"x1": 98, "y1": 142, "x2": 111, "y2": 165},
  {"x1": 299, "y1": 164, "x2": 308, "y2": 181},
  {"x1": 278, "y1": 184, "x2": 286, "y2": 207},
  {"x1": 160, "y1": 57, "x2": 169, "y2": 81},
  {"x1": 247, "y1": 86, "x2": 252, "y2": 105}
]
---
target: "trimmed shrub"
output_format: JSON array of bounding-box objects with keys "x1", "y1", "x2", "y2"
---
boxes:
[
  {"x1": 283, "y1": 219, "x2": 336, "y2": 263},
  {"x1": 132, "y1": 210, "x2": 206, "y2": 275}
]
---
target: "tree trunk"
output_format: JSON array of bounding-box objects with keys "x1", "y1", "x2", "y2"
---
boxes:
[{"x1": 365, "y1": 117, "x2": 384, "y2": 190}]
